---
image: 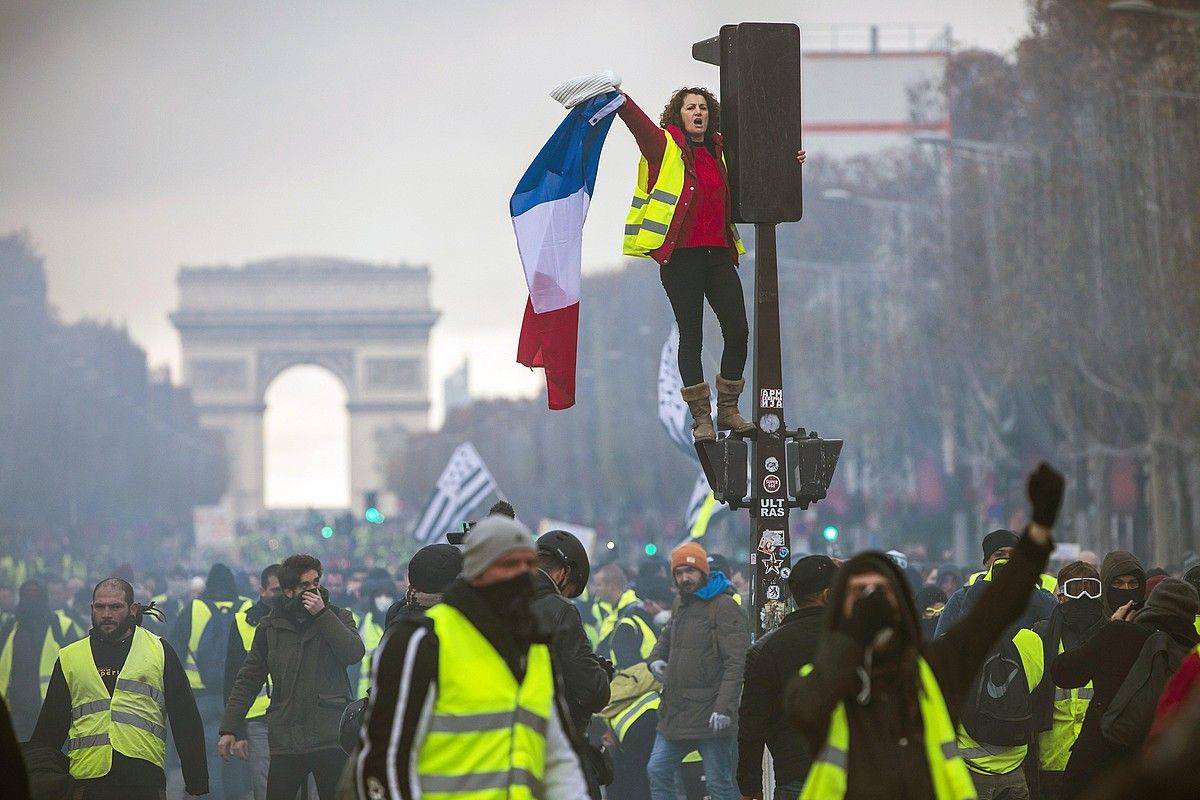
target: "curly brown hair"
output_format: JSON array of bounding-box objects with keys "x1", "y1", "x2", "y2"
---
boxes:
[{"x1": 660, "y1": 87, "x2": 721, "y2": 140}]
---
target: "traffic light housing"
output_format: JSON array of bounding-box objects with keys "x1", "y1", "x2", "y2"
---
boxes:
[
  {"x1": 693, "y1": 22, "x2": 803, "y2": 223},
  {"x1": 697, "y1": 437, "x2": 749, "y2": 506},
  {"x1": 786, "y1": 435, "x2": 843, "y2": 508}
]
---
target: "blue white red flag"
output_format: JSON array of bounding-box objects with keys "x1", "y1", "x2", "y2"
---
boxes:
[{"x1": 513, "y1": 91, "x2": 624, "y2": 410}]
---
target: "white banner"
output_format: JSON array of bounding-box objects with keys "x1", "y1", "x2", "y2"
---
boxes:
[{"x1": 658, "y1": 324, "x2": 696, "y2": 456}]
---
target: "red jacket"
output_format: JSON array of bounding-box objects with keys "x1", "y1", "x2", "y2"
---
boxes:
[{"x1": 616, "y1": 95, "x2": 741, "y2": 266}]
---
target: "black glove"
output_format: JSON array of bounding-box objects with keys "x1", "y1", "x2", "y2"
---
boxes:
[
  {"x1": 842, "y1": 589, "x2": 895, "y2": 649},
  {"x1": 1027, "y1": 462, "x2": 1065, "y2": 528},
  {"x1": 595, "y1": 654, "x2": 615, "y2": 680}
]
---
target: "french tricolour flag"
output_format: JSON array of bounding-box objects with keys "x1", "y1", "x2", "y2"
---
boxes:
[{"x1": 512, "y1": 91, "x2": 624, "y2": 410}]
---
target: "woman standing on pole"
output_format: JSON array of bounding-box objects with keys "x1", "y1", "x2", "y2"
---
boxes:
[{"x1": 616, "y1": 86, "x2": 804, "y2": 442}]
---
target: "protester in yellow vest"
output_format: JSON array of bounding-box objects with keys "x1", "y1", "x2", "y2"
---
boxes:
[
  {"x1": 171, "y1": 562, "x2": 248, "y2": 800},
  {"x1": 30, "y1": 578, "x2": 208, "y2": 799},
  {"x1": 1030, "y1": 561, "x2": 1104, "y2": 800},
  {"x1": 357, "y1": 515, "x2": 589, "y2": 800},
  {"x1": 788, "y1": 462, "x2": 1064, "y2": 799},
  {"x1": 936, "y1": 530, "x2": 1057, "y2": 638},
  {"x1": 356, "y1": 573, "x2": 395, "y2": 698},
  {"x1": 222, "y1": 564, "x2": 281, "y2": 800},
  {"x1": 598, "y1": 661, "x2": 661, "y2": 800},
  {"x1": 608, "y1": 81, "x2": 803, "y2": 443},
  {"x1": 592, "y1": 562, "x2": 644, "y2": 656},
  {"x1": 0, "y1": 579, "x2": 84, "y2": 739}
]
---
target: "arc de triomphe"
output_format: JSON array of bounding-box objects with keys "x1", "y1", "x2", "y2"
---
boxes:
[{"x1": 171, "y1": 257, "x2": 438, "y2": 518}]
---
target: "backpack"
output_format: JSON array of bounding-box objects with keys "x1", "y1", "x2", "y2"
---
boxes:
[
  {"x1": 1101, "y1": 630, "x2": 1188, "y2": 748},
  {"x1": 961, "y1": 634, "x2": 1034, "y2": 746},
  {"x1": 196, "y1": 600, "x2": 237, "y2": 689}
]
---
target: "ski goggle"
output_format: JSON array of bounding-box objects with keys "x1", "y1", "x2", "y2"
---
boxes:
[{"x1": 1061, "y1": 577, "x2": 1102, "y2": 600}]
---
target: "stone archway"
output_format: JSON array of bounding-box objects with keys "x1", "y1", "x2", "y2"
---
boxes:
[{"x1": 171, "y1": 257, "x2": 439, "y2": 518}]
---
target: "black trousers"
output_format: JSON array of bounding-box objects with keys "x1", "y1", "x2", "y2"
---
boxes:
[
  {"x1": 610, "y1": 711, "x2": 657, "y2": 800},
  {"x1": 266, "y1": 748, "x2": 346, "y2": 800},
  {"x1": 659, "y1": 246, "x2": 749, "y2": 387}
]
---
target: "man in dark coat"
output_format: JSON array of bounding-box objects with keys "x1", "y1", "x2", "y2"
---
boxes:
[
  {"x1": 530, "y1": 530, "x2": 612, "y2": 799},
  {"x1": 218, "y1": 553, "x2": 365, "y2": 800},
  {"x1": 737, "y1": 555, "x2": 836, "y2": 800},
  {"x1": 646, "y1": 541, "x2": 748, "y2": 800}
]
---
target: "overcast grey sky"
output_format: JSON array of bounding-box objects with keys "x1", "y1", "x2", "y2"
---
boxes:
[{"x1": 0, "y1": 1, "x2": 1029, "y2": 505}]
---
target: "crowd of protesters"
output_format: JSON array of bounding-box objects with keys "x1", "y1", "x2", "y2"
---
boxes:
[{"x1": 4, "y1": 466, "x2": 1200, "y2": 799}]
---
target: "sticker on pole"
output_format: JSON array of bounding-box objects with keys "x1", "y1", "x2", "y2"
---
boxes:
[
  {"x1": 760, "y1": 498, "x2": 786, "y2": 517},
  {"x1": 763, "y1": 474, "x2": 781, "y2": 493},
  {"x1": 760, "y1": 388, "x2": 783, "y2": 409},
  {"x1": 757, "y1": 529, "x2": 784, "y2": 553},
  {"x1": 765, "y1": 456, "x2": 780, "y2": 473}
]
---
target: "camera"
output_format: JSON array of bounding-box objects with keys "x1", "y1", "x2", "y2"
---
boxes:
[{"x1": 446, "y1": 520, "x2": 475, "y2": 545}]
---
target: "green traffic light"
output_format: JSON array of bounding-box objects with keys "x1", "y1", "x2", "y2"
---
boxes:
[
  {"x1": 822, "y1": 525, "x2": 839, "y2": 542},
  {"x1": 320, "y1": 526, "x2": 334, "y2": 539},
  {"x1": 365, "y1": 507, "x2": 384, "y2": 524},
  {"x1": 644, "y1": 543, "x2": 658, "y2": 556}
]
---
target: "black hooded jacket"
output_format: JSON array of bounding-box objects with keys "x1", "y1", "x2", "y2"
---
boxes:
[
  {"x1": 786, "y1": 532, "x2": 1052, "y2": 800},
  {"x1": 529, "y1": 570, "x2": 611, "y2": 735}
]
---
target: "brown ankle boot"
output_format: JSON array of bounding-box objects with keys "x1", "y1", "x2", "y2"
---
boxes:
[
  {"x1": 715, "y1": 375, "x2": 756, "y2": 434},
  {"x1": 680, "y1": 382, "x2": 716, "y2": 443}
]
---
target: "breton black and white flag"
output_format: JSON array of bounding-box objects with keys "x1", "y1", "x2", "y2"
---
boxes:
[{"x1": 412, "y1": 442, "x2": 499, "y2": 545}]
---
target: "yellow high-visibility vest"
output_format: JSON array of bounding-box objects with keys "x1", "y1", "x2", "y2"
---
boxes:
[
  {"x1": 956, "y1": 627, "x2": 1043, "y2": 775},
  {"x1": 1037, "y1": 640, "x2": 1092, "y2": 772},
  {"x1": 234, "y1": 609, "x2": 270, "y2": 719},
  {"x1": 183, "y1": 598, "x2": 249, "y2": 689},
  {"x1": 0, "y1": 611, "x2": 82, "y2": 699},
  {"x1": 800, "y1": 658, "x2": 976, "y2": 799},
  {"x1": 595, "y1": 589, "x2": 639, "y2": 646},
  {"x1": 622, "y1": 131, "x2": 745, "y2": 259},
  {"x1": 607, "y1": 613, "x2": 657, "y2": 664},
  {"x1": 60, "y1": 626, "x2": 167, "y2": 778},
  {"x1": 417, "y1": 603, "x2": 553, "y2": 799},
  {"x1": 357, "y1": 612, "x2": 386, "y2": 698},
  {"x1": 965, "y1": 567, "x2": 1057, "y2": 593}
]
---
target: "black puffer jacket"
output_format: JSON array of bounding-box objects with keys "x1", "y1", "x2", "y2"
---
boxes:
[{"x1": 529, "y1": 570, "x2": 611, "y2": 734}]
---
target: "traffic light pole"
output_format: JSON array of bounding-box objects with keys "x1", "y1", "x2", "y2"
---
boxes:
[
  {"x1": 692, "y1": 22, "x2": 840, "y2": 639},
  {"x1": 747, "y1": 224, "x2": 791, "y2": 637}
]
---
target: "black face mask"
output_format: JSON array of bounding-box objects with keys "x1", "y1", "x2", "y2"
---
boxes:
[
  {"x1": 1061, "y1": 596, "x2": 1103, "y2": 627},
  {"x1": 476, "y1": 573, "x2": 536, "y2": 621},
  {"x1": 1106, "y1": 585, "x2": 1145, "y2": 614},
  {"x1": 279, "y1": 587, "x2": 330, "y2": 622}
]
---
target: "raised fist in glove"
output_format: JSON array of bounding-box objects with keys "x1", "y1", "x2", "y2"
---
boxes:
[
  {"x1": 1027, "y1": 462, "x2": 1065, "y2": 529},
  {"x1": 709, "y1": 712, "x2": 732, "y2": 732},
  {"x1": 649, "y1": 659, "x2": 667, "y2": 683},
  {"x1": 842, "y1": 587, "x2": 897, "y2": 650},
  {"x1": 550, "y1": 69, "x2": 622, "y2": 108}
]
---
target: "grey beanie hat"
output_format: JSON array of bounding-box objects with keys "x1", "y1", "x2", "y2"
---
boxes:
[
  {"x1": 1139, "y1": 577, "x2": 1200, "y2": 619},
  {"x1": 461, "y1": 515, "x2": 535, "y2": 580}
]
